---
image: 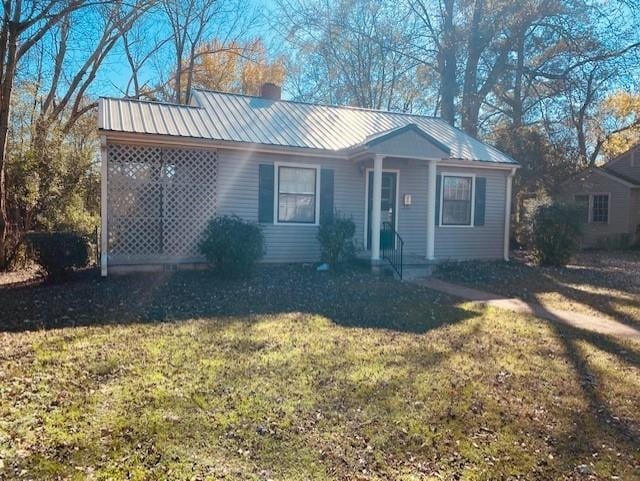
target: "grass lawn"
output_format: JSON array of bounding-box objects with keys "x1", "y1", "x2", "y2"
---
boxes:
[
  {"x1": 435, "y1": 250, "x2": 640, "y2": 329},
  {"x1": 1, "y1": 266, "x2": 639, "y2": 480}
]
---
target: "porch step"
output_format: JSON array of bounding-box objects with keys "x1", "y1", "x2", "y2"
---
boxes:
[{"x1": 380, "y1": 263, "x2": 434, "y2": 281}]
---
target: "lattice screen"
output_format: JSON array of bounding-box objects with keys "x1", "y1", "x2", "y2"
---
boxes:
[{"x1": 107, "y1": 143, "x2": 218, "y2": 261}]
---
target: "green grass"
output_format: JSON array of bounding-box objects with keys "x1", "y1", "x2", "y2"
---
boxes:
[{"x1": 0, "y1": 266, "x2": 639, "y2": 480}]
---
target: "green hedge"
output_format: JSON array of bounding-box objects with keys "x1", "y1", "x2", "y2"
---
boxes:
[
  {"x1": 26, "y1": 232, "x2": 90, "y2": 280},
  {"x1": 198, "y1": 216, "x2": 264, "y2": 278}
]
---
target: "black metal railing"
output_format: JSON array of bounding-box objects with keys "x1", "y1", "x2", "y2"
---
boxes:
[{"x1": 381, "y1": 221, "x2": 404, "y2": 280}]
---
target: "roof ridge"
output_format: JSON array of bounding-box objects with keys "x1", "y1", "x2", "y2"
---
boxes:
[
  {"x1": 100, "y1": 96, "x2": 203, "y2": 109},
  {"x1": 191, "y1": 87, "x2": 441, "y2": 119}
]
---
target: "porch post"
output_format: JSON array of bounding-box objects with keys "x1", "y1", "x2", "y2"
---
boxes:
[
  {"x1": 100, "y1": 135, "x2": 108, "y2": 277},
  {"x1": 426, "y1": 160, "x2": 437, "y2": 260},
  {"x1": 371, "y1": 154, "x2": 384, "y2": 261},
  {"x1": 503, "y1": 168, "x2": 516, "y2": 261}
]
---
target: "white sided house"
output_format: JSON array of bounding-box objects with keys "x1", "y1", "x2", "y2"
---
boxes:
[{"x1": 98, "y1": 84, "x2": 519, "y2": 276}]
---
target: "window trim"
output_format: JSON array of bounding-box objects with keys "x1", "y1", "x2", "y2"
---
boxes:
[
  {"x1": 439, "y1": 173, "x2": 476, "y2": 228},
  {"x1": 574, "y1": 194, "x2": 590, "y2": 224},
  {"x1": 589, "y1": 192, "x2": 611, "y2": 224},
  {"x1": 574, "y1": 193, "x2": 611, "y2": 225},
  {"x1": 273, "y1": 161, "x2": 321, "y2": 226}
]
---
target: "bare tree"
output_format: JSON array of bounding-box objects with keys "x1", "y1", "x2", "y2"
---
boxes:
[
  {"x1": 275, "y1": 0, "x2": 425, "y2": 111},
  {"x1": 0, "y1": 0, "x2": 102, "y2": 268},
  {"x1": 119, "y1": 11, "x2": 172, "y2": 99},
  {"x1": 161, "y1": 0, "x2": 254, "y2": 104},
  {"x1": 27, "y1": 2, "x2": 151, "y2": 226}
]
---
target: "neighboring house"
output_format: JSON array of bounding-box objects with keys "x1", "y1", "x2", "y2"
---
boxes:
[
  {"x1": 97, "y1": 83, "x2": 519, "y2": 276},
  {"x1": 558, "y1": 144, "x2": 640, "y2": 248}
]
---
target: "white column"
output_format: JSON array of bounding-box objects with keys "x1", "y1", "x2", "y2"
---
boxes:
[
  {"x1": 100, "y1": 135, "x2": 108, "y2": 277},
  {"x1": 370, "y1": 154, "x2": 384, "y2": 261},
  {"x1": 503, "y1": 168, "x2": 516, "y2": 261},
  {"x1": 426, "y1": 160, "x2": 437, "y2": 260}
]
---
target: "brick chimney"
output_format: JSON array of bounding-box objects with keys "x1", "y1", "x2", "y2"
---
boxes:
[{"x1": 260, "y1": 82, "x2": 281, "y2": 101}]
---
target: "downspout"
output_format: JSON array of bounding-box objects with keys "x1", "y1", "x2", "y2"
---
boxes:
[{"x1": 503, "y1": 167, "x2": 517, "y2": 261}]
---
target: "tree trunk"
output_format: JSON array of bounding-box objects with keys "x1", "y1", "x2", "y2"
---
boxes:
[
  {"x1": 0, "y1": 20, "x2": 19, "y2": 269},
  {"x1": 461, "y1": 0, "x2": 484, "y2": 136},
  {"x1": 512, "y1": 32, "x2": 525, "y2": 129},
  {"x1": 439, "y1": 0, "x2": 456, "y2": 125}
]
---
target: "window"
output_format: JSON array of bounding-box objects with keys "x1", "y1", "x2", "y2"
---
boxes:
[
  {"x1": 591, "y1": 194, "x2": 609, "y2": 223},
  {"x1": 441, "y1": 175, "x2": 473, "y2": 226},
  {"x1": 277, "y1": 165, "x2": 318, "y2": 223},
  {"x1": 574, "y1": 194, "x2": 590, "y2": 223}
]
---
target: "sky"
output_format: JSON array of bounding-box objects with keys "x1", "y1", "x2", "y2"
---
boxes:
[{"x1": 89, "y1": 0, "x2": 281, "y2": 100}]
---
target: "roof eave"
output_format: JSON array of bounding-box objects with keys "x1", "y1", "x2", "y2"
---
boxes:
[{"x1": 98, "y1": 129, "x2": 351, "y2": 159}]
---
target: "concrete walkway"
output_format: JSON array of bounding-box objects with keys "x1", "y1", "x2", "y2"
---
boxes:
[{"x1": 416, "y1": 278, "x2": 640, "y2": 340}]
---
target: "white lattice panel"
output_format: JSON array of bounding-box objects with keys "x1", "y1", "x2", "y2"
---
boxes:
[{"x1": 107, "y1": 143, "x2": 218, "y2": 260}]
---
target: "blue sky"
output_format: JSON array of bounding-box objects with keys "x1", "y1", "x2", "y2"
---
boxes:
[{"x1": 90, "y1": 0, "x2": 281, "y2": 99}]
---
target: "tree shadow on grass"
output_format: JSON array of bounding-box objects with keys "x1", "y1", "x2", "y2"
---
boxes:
[
  {"x1": 0, "y1": 265, "x2": 476, "y2": 335},
  {"x1": 531, "y1": 302, "x2": 640, "y2": 475},
  {"x1": 435, "y1": 256, "x2": 640, "y2": 330}
]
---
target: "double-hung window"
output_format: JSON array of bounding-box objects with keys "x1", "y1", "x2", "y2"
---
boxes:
[
  {"x1": 441, "y1": 175, "x2": 474, "y2": 226},
  {"x1": 276, "y1": 164, "x2": 319, "y2": 224},
  {"x1": 574, "y1": 193, "x2": 609, "y2": 224},
  {"x1": 591, "y1": 194, "x2": 609, "y2": 223}
]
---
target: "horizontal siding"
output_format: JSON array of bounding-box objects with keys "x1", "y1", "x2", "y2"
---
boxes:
[
  {"x1": 609, "y1": 149, "x2": 640, "y2": 184},
  {"x1": 434, "y1": 167, "x2": 507, "y2": 260},
  {"x1": 106, "y1": 140, "x2": 514, "y2": 266},
  {"x1": 359, "y1": 157, "x2": 429, "y2": 256},
  {"x1": 369, "y1": 130, "x2": 448, "y2": 159},
  {"x1": 558, "y1": 172, "x2": 632, "y2": 247},
  {"x1": 217, "y1": 149, "x2": 364, "y2": 263}
]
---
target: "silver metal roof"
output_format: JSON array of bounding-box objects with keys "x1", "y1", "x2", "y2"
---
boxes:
[{"x1": 98, "y1": 90, "x2": 517, "y2": 164}]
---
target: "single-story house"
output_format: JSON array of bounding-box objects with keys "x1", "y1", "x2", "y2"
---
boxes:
[
  {"x1": 557, "y1": 144, "x2": 640, "y2": 248},
  {"x1": 97, "y1": 83, "x2": 519, "y2": 276}
]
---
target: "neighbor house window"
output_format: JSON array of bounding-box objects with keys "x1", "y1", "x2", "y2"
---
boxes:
[
  {"x1": 441, "y1": 175, "x2": 473, "y2": 226},
  {"x1": 277, "y1": 165, "x2": 318, "y2": 223},
  {"x1": 574, "y1": 194, "x2": 590, "y2": 223},
  {"x1": 591, "y1": 194, "x2": 609, "y2": 223}
]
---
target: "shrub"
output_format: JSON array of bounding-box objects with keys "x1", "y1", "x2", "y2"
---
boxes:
[
  {"x1": 529, "y1": 203, "x2": 582, "y2": 267},
  {"x1": 514, "y1": 191, "x2": 552, "y2": 248},
  {"x1": 26, "y1": 231, "x2": 90, "y2": 280},
  {"x1": 317, "y1": 212, "x2": 356, "y2": 267},
  {"x1": 198, "y1": 215, "x2": 264, "y2": 278}
]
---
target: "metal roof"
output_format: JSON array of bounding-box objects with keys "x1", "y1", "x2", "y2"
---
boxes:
[{"x1": 98, "y1": 90, "x2": 518, "y2": 164}]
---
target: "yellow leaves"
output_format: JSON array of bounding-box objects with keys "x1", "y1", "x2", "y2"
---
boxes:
[
  {"x1": 601, "y1": 91, "x2": 640, "y2": 159},
  {"x1": 190, "y1": 38, "x2": 286, "y2": 96}
]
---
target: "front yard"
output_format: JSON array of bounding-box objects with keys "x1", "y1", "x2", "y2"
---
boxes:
[{"x1": 1, "y1": 266, "x2": 639, "y2": 480}]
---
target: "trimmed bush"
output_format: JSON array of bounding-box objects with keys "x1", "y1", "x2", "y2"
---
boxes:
[
  {"x1": 530, "y1": 203, "x2": 582, "y2": 267},
  {"x1": 198, "y1": 215, "x2": 264, "y2": 278},
  {"x1": 26, "y1": 232, "x2": 90, "y2": 280},
  {"x1": 317, "y1": 213, "x2": 356, "y2": 267}
]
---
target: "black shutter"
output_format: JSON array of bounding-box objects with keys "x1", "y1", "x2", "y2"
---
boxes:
[
  {"x1": 319, "y1": 168, "x2": 334, "y2": 224},
  {"x1": 258, "y1": 164, "x2": 274, "y2": 223},
  {"x1": 435, "y1": 174, "x2": 442, "y2": 226},
  {"x1": 474, "y1": 177, "x2": 486, "y2": 226}
]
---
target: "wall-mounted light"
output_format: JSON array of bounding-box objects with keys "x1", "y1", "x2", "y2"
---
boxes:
[{"x1": 403, "y1": 194, "x2": 412, "y2": 206}]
